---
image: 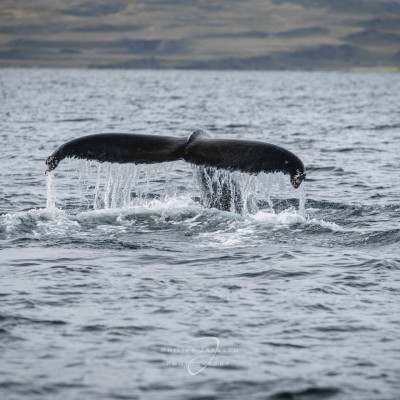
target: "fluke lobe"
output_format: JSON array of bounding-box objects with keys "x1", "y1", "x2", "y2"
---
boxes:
[{"x1": 45, "y1": 130, "x2": 306, "y2": 188}]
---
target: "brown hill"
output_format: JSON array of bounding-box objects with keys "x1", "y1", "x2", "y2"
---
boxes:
[{"x1": 0, "y1": 0, "x2": 399, "y2": 70}]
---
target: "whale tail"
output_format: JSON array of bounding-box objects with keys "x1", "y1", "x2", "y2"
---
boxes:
[{"x1": 46, "y1": 130, "x2": 306, "y2": 188}]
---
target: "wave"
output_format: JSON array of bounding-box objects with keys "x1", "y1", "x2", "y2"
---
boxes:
[
  {"x1": 2, "y1": 161, "x2": 397, "y2": 249},
  {"x1": 343, "y1": 122, "x2": 400, "y2": 131},
  {"x1": 0, "y1": 198, "x2": 344, "y2": 244},
  {"x1": 4, "y1": 190, "x2": 399, "y2": 253},
  {"x1": 55, "y1": 118, "x2": 98, "y2": 123},
  {"x1": 268, "y1": 386, "x2": 340, "y2": 399}
]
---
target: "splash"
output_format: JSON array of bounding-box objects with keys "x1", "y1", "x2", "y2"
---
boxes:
[
  {"x1": 191, "y1": 166, "x2": 304, "y2": 215},
  {"x1": 191, "y1": 166, "x2": 258, "y2": 214},
  {"x1": 298, "y1": 182, "x2": 307, "y2": 215},
  {"x1": 45, "y1": 159, "x2": 306, "y2": 215},
  {"x1": 46, "y1": 160, "x2": 179, "y2": 211},
  {"x1": 46, "y1": 172, "x2": 57, "y2": 209}
]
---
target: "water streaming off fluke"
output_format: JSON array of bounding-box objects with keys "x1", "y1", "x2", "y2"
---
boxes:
[{"x1": 45, "y1": 159, "x2": 306, "y2": 215}]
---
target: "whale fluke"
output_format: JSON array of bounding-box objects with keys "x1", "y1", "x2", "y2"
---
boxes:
[{"x1": 46, "y1": 131, "x2": 306, "y2": 188}]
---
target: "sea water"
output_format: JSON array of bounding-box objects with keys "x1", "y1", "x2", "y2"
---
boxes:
[{"x1": 1, "y1": 69, "x2": 400, "y2": 400}]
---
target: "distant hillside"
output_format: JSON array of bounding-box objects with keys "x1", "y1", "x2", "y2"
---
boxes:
[{"x1": 0, "y1": 0, "x2": 399, "y2": 70}]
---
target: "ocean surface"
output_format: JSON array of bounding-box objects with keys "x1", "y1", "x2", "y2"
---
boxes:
[{"x1": 1, "y1": 69, "x2": 400, "y2": 400}]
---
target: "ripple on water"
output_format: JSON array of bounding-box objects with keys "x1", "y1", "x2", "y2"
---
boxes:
[{"x1": 1, "y1": 70, "x2": 400, "y2": 400}]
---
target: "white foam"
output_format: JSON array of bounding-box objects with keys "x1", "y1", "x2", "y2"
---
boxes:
[
  {"x1": 36, "y1": 209, "x2": 80, "y2": 236},
  {"x1": 197, "y1": 226, "x2": 256, "y2": 248},
  {"x1": 0, "y1": 208, "x2": 80, "y2": 237},
  {"x1": 250, "y1": 208, "x2": 306, "y2": 226},
  {"x1": 194, "y1": 207, "x2": 346, "y2": 248},
  {"x1": 250, "y1": 208, "x2": 345, "y2": 231},
  {"x1": 306, "y1": 217, "x2": 345, "y2": 232},
  {"x1": 75, "y1": 195, "x2": 199, "y2": 219}
]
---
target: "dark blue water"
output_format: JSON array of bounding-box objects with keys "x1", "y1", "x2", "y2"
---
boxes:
[{"x1": 1, "y1": 69, "x2": 400, "y2": 400}]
